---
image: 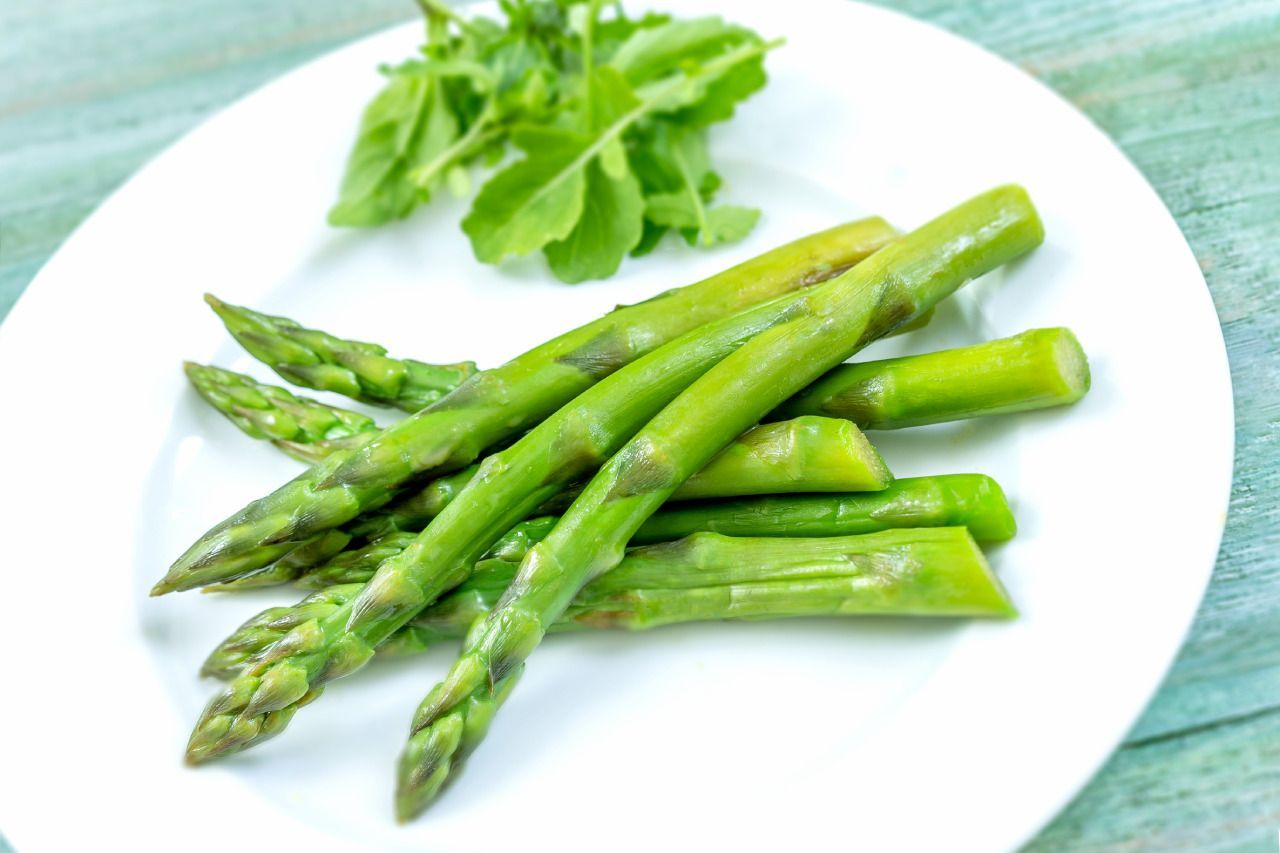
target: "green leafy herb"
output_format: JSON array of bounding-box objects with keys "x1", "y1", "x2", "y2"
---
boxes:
[{"x1": 330, "y1": 0, "x2": 778, "y2": 282}]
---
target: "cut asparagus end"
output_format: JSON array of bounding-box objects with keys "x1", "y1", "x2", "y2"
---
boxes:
[
  {"x1": 769, "y1": 326, "x2": 1091, "y2": 430},
  {"x1": 1046, "y1": 327, "x2": 1091, "y2": 402},
  {"x1": 945, "y1": 474, "x2": 1017, "y2": 542}
]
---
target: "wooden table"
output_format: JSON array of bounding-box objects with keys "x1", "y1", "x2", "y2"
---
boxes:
[{"x1": 2, "y1": 1, "x2": 1277, "y2": 847}]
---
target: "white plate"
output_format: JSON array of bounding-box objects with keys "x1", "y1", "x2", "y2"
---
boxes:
[{"x1": 0, "y1": 1, "x2": 1232, "y2": 850}]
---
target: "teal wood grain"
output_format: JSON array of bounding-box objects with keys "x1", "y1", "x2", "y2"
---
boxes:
[{"x1": 2, "y1": 1, "x2": 1277, "y2": 848}]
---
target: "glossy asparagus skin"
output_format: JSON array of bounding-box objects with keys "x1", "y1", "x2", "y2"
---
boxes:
[
  {"x1": 184, "y1": 363, "x2": 379, "y2": 462},
  {"x1": 183, "y1": 230, "x2": 903, "y2": 763},
  {"x1": 211, "y1": 417, "x2": 890, "y2": 591},
  {"x1": 632, "y1": 474, "x2": 1017, "y2": 544},
  {"x1": 360, "y1": 417, "x2": 888, "y2": 537},
  {"x1": 205, "y1": 295, "x2": 477, "y2": 412},
  {"x1": 204, "y1": 528, "x2": 1012, "y2": 679},
  {"x1": 671, "y1": 417, "x2": 889, "y2": 498},
  {"x1": 157, "y1": 218, "x2": 896, "y2": 594},
  {"x1": 397, "y1": 186, "x2": 1044, "y2": 819},
  {"x1": 286, "y1": 473, "x2": 1014, "y2": 590},
  {"x1": 775, "y1": 327, "x2": 1090, "y2": 429}
]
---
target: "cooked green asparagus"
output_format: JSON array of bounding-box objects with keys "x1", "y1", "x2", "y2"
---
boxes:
[
  {"x1": 205, "y1": 295, "x2": 476, "y2": 412},
  {"x1": 184, "y1": 362, "x2": 380, "y2": 462},
  {"x1": 775, "y1": 327, "x2": 1090, "y2": 428},
  {"x1": 204, "y1": 528, "x2": 1012, "y2": 679},
  {"x1": 194, "y1": 328, "x2": 1086, "y2": 469},
  {"x1": 158, "y1": 217, "x2": 896, "y2": 594},
  {"x1": 184, "y1": 227, "x2": 903, "y2": 760},
  {"x1": 396, "y1": 185, "x2": 1043, "y2": 819},
  {"x1": 210, "y1": 416, "x2": 888, "y2": 591},
  {"x1": 293, "y1": 474, "x2": 1014, "y2": 591},
  {"x1": 207, "y1": 477, "x2": 1014, "y2": 672}
]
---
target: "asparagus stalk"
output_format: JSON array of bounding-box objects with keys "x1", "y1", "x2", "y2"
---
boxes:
[
  {"x1": 634, "y1": 474, "x2": 1018, "y2": 544},
  {"x1": 204, "y1": 528, "x2": 1012, "y2": 679},
  {"x1": 346, "y1": 465, "x2": 481, "y2": 540},
  {"x1": 673, "y1": 416, "x2": 888, "y2": 498},
  {"x1": 184, "y1": 363, "x2": 380, "y2": 463},
  {"x1": 212, "y1": 416, "x2": 889, "y2": 591},
  {"x1": 193, "y1": 330, "x2": 1086, "y2": 461},
  {"x1": 158, "y1": 218, "x2": 896, "y2": 594},
  {"x1": 183, "y1": 230, "x2": 902, "y2": 762},
  {"x1": 205, "y1": 295, "x2": 477, "y2": 412},
  {"x1": 363, "y1": 417, "x2": 888, "y2": 539},
  {"x1": 206, "y1": 306, "x2": 930, "y2": 423},
  {"x1": 397, "y1": 185, "x2": 1044, "y2": 819},
  {"x1": 295, "y1": 474, "x2": 1014, "y2": 590},
  {"x1": 774, "y1": 327, "x2": 1090, "y2": 429}
]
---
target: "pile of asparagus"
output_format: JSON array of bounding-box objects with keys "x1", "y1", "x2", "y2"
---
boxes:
[{"x1": 158, "y1": 185, "x2": 1087, "y2": 822}]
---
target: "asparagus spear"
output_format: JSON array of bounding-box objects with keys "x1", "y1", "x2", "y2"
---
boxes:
[
  {"x1": 365, "y1": 417, "x2": 889, "y2": 538},
  {"x1": 183, "y1": 230, "x2": 903, "y2": 761},
  {"x1": 192, "y1": 358, "x2": 894, "y2": 499},
  {"x1": 673, "y1": 416, "x2": 888, "y2": 498},
  {"x1": 774, "y1": 327, "x2": 1090, "y2": 429},
  {"x1": 157, "y1": 217, "x2": 897, "y2": 594},
  {"x1": 634, "y1": 474, "x2": 1018, "y2": 544},
  {"x1": 397, "y1": 185, "x2": 1043, "y2": 819},
  {"x1": 193, "y1": 330, "x2": 1085, "y2": 462},
  {"x1": 204, "y1": 528, "x2": 1012, "y2": 679},
  {"x1": 211, "y1": 416, "x2": 888, "y2": 592},
  {"x1": 205, "y1": 295, "x2": 477, "y2": 412},
  {"x1": 184, "y1": 363, "x2": 380, "y2": 463},
  {"x1": 294, "y1": 474, "x2": 1013, "y2": 591},
  {"x1": 207, "y1": 306, "x2": 930, "y2": 422}
]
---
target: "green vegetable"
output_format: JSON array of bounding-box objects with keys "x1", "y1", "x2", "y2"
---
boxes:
[
  {"x1": 210, "y1": 415, "x2": 889, "y2": 591},
  {"x1": 203, "y1": 527, "x2": 1013, "y2": 680},
  {"x1": 297, "y1": 472, "x2": 1017, "y2": 589},
  {"x1": 208, "y1": 415, "x2": 888, "y2": 592},
  {"x1": 632, "y1": 475, "x2": 1018, "y2": 545},
  {"x1": 775, "y1": 327, "x2": 1091, "y2": 429},
  {"x1": 195, "y1": 324, "x2": 1084, "y2": 467},
  {"x1": 396, "y1": 184, "x2": 1044, "y2": 819},
  {"x1": 204, "y1": 295, "x2": 475, "y2": 412},
  {"x1": 674, "y1": 416, "x2": 888, "y2": 499},
  {"x1": 155, "y1": 217, "x2": 896, "y2": 594},
  {"x1": 182, "y1": 222, "x2": 901, "y2": 761},
  {"x1": 184, "y1": 363, "x2": 380, "y2": 463},
  {"x1": 330, "y1": 1, "x2": 778, "y2": 281}
]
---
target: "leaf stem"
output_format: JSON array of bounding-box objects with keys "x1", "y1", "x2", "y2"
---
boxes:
[
  {"x1": 499, "y1": 39, "x2": 775, "y2": 233},
  {"x1": 580, "y1": 0, "x2": 607, "y2": 130},
  {"x1": 415, "y1": 0, "x2": 482, "y2": 39},
  {"x1": 409, "y1": 101, "x2": 501, "y2": 190},
  {"x1": 671, "y1": 139, "x2": 712, "y2": 246}
]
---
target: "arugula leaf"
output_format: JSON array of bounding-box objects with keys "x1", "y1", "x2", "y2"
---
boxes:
[
  {"x1": 545, "y1": 159, "x2": 644, "y2": 281},
  {"x1": 464, "y1": 61, "x2": 645, "y2": 269},
  {"x1": 673, "y1": 52, "x2": 768, "y2": 128},
  {"x1": 646, "y1": 195, "x2": 760, "y2": 246},
  {"x1": 610, "y1": 17, "x2": 759, "y2": 85},
  {"x1": 630, "y1": 218, "x2": 669, "y2": 257},
  {"x1": 461, "y1": 126, "x2": 591, "y2": 263},
  {"x1": 328, "y1": 69, "x2": 459, "y2": 226},
  {"x1": 636, "y1": 125, "x2": 758, "y2": 247},
  {"x1": 332, "y1": 0, "x2": 775, "y2": 281}
]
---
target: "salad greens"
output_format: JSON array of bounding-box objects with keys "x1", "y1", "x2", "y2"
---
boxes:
[{"x1": 329, "y1": 0, "x2": 777, "y2": 282}]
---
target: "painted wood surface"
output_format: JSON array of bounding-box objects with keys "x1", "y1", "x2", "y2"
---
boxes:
[{"x1": 1, "y1": 0, "x2": 1277, "y2": 847}]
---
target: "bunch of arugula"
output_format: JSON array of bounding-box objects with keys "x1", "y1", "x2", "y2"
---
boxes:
[{"x1": 329, "y1": 0, "x2": 779, "y2": 282}]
